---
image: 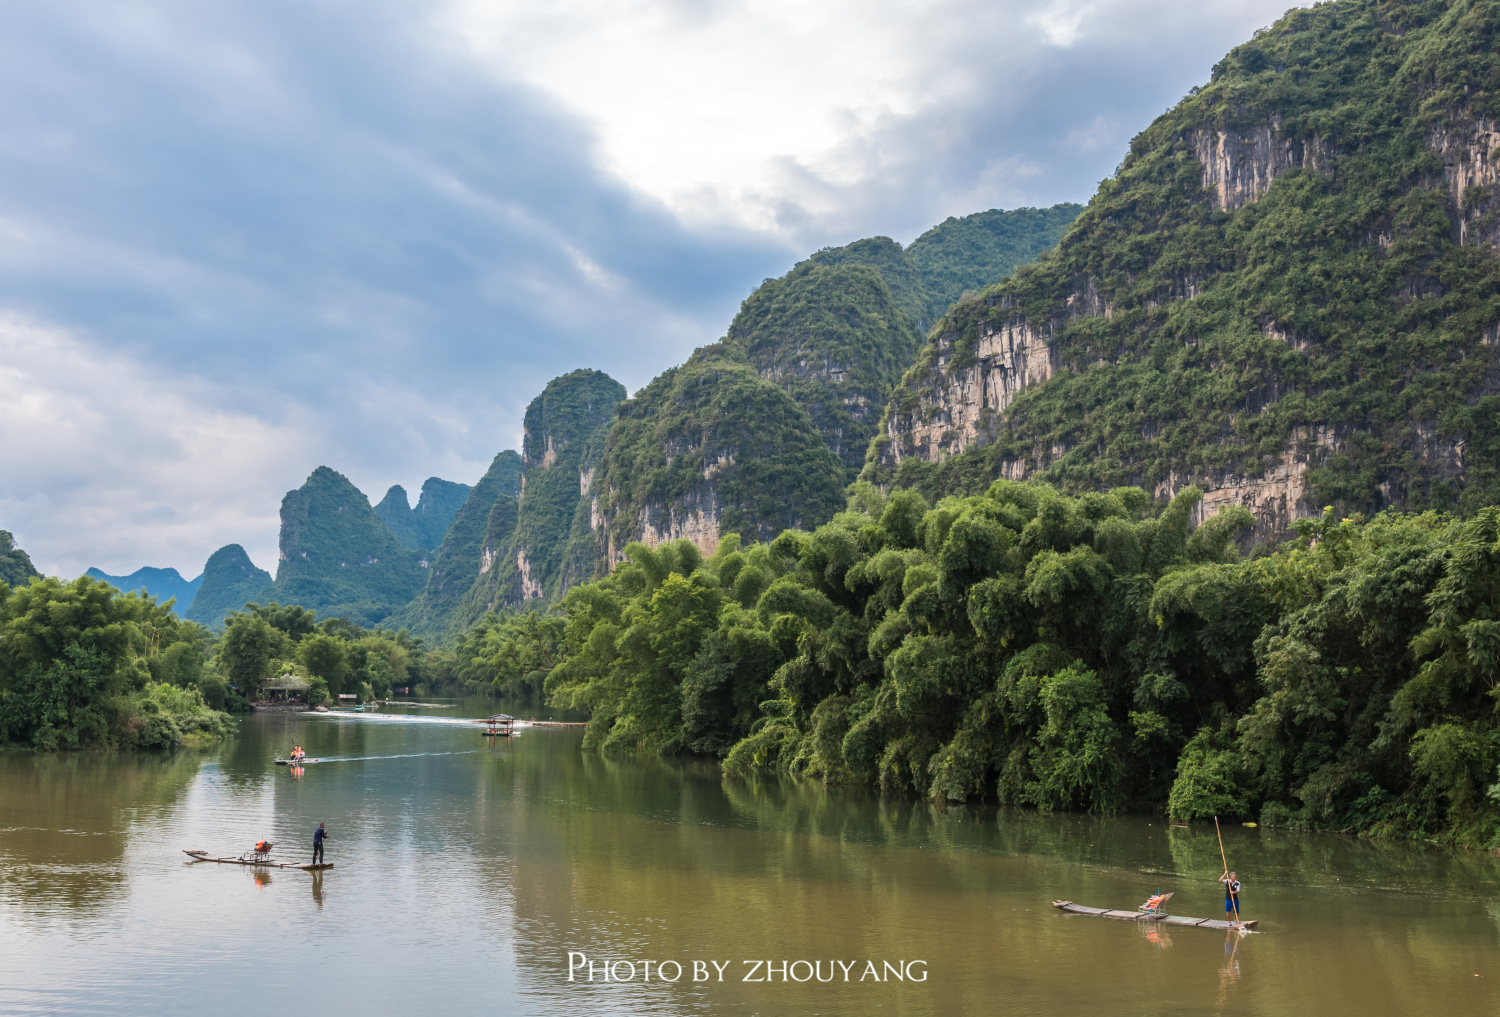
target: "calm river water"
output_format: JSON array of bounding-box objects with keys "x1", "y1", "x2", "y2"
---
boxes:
[{"x1": 2, "y1": 697, "x2": 1498, "y2": 1016}]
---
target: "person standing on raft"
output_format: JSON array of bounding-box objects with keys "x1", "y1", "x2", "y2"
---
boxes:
[
  {"x1": 1219, "y1": 870, "x2": 1243, "y2": 923},
  {"x1": 312, "y1": 822, "x2": 327, "y2": 865}
]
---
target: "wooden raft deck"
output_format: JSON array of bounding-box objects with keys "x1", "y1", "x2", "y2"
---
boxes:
[
  {"x1": 1052, "y1": 900, "x2": 1255, "y2": 931},
  {"x1": 184, "y1": 850, "x2": 333, "y2": 871}
]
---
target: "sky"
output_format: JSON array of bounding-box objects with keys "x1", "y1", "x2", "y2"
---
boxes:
[{"x1": 0, "y1": 0, "x2": 1301, "y2": 580}]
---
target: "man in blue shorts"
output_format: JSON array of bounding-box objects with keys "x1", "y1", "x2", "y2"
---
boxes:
[{"x1": 1219, "y1": 870, "x2": 1242, "y2": 924}]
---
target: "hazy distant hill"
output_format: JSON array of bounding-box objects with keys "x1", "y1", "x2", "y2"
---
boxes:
[
  {"x1": 84, "y1": 566, "x2": 202, "y2": 615},
  {"x1": 373, "y1": 477, "x2": 471, "y2": 551}
]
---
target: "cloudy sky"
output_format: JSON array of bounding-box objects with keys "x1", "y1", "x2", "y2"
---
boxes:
[{"x1": 0, "y1": 0, "x2": 1298, "y2": 580}]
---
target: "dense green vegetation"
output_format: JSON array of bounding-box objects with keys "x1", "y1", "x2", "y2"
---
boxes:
[
  {"x1": 0, "y1": 576, "x2": 231, "y2": 749},
  {"x1": 373, "y1": 477, "x2": 471, "y2": 551},
  {"x1": 271, "y1": 467, "x2": 426, "y2": 627},
  {"x1": 184, "y1": 544, "x2": 273, "y2": 626},
  {"x1": 904, "y1": 205, "x2": 1084, "y2": 324},
  {"x1": 396, "y1": 451, "x2": 522, "y2": 637},
  {"x1": 464, "y1": 481, "x2": 1500, "y2": 846},
  {"x1": 215, "y1": 601, "x2": 442, "y2": 706},
  {"x1": 0, "y1": 530, "x2": 40, "y2": 588},
  {"x1": 599, "y1": 343, "x2": 849, "y2": 549},
  {"x1": 731, "y1": 252, "x2": 924, "y2": 476},
  {"x1": 872, "y1": 0, "x2": 1500, "y2": 519},
  {"x1": 475, "y1": 370, "x2": 625, "y2": 608}
]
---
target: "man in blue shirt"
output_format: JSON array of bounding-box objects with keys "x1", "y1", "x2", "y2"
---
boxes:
[{"x1": 312, "y1": 823, "x2": 327, "y2": 865}]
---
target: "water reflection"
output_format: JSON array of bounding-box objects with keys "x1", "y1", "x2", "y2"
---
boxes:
[{"x1": 1, "y1": 698, "x2": 1497, "y2": 1016}]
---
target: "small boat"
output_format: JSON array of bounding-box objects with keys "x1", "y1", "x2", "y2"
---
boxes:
[
  {"x1": 1052, "y1": 900, "x2": 1256, "y2": 930},
  {"x1": 183, "y1": 849, "x2": 333, "y2": 872},
  {"x1": 274, "y1": 757, "x2": 322, "y2": 765}
]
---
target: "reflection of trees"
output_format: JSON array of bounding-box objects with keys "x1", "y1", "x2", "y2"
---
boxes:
[{"x1": 0, "y1": 751, "x2": 200, "y2": 916}]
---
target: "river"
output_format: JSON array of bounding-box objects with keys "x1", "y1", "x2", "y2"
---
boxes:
[{"x1": 2, "y1": 697, "x2": 1497, "y2": 1015}]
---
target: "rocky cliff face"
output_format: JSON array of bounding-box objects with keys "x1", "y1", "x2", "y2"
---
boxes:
[
  {"x1": 484, "y1": 369, "x2": 625, "y2": 606},
  {"x1": 270, "y1": 466, "x2": 426, "y2": 625},
  {"x1": 867, "y1": 0, "x2": 1500, "y2": 542},
  {"x1": 595, "y1": 343, "x2": 846, "y2": 567}
]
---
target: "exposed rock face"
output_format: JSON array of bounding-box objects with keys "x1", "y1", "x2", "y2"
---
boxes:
[
  {"x1": 492, "y1": 369, "x2": 625, "y2": 605},
  {"x1": 1426, "y1": 110, "x2": 1500, "y2": 249},
  {"x1": 596, "y1": 343, "x2": 846, "y2": 569},
  {"x1": 877, "y1": 318, "x2": 1056, "y2": 466},
  {"x1": 1188, "y1": 115, "x2": 1336, "y2": 211},
  {"x1": 607, "y1": 486, "x2": 726, "y2": 565}
]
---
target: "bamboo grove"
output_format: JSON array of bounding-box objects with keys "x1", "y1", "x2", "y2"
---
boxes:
[{"x1": 459, "y1": 481, "x2": 1500, "y2": 846}]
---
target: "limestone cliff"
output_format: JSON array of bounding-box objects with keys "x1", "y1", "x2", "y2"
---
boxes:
[
  {"x1": 867, "y1": 0, "x2": 1500, "y2": 542},
  {"x1": 480, "y1": 369, "x2": 625, "y2": 607},
  {"x1": 392, "y1": 450, "x2": 522, "y2": 635},
  {"x1": 594, "y1": 343, "x2": 847, "y2": 565}
]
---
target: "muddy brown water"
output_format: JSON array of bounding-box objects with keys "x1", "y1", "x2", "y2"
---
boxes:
[{"x1": 2, "y1": 697, "x2": 1497, "y2": 1015}]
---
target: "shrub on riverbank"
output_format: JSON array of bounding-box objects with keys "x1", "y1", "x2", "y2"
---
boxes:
[
  {"x1": 0, "y1": 576, "x2": 234, "y2": 751},
  {"x1": 459, "y1": 481, "x2": 1500, "y2": 848}
]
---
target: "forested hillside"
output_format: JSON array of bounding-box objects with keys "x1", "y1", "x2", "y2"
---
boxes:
[
  {"x1": 268, "y1": 467, "x2": 426, "y2": 626},
  {"x1": 871, "y1": 0, "x2": 1500, "y2": 546},
  {"x1": 597, "y1": 342, "x2": 849, "y2": 561},
  {"x1": 185, "y1": 545, "x2": 273, "y2": 625},
  {"x1": 730, "y1": 248, "x2": 924, "y2": 476},
  {"x1": 469, "y1": 370, "x2": 625, "y2": 610},
  {"x1": 397, "y1": 450, "x2": 522, "y2": 636},
  {"x1": 0, "y1": 530, "x2": 40, "y2": 588},
  {"x1": 373, "y1": 478, "x2": 470, "y2": 551},
  {"x1": 904, "y1": 205, "x2": 1085, "y2": 325}
]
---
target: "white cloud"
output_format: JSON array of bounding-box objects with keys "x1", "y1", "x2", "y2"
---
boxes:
[
  {"x1": 441, "y1": 0, "x2": 1299, "y2": 240},
  {"x1": 0, "y1": 313, "x2": 305, "y2": 578}
]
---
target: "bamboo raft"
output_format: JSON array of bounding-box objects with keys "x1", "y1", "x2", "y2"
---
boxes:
[
  {"x1": 274, "y1": 758, "x2": 323, "y2": 765},
  {"x1": 184, "y1": 849, "x2": 333, "y2": 871},
  {"x1": 1052, "y1": 900, "x2": 1255, "y2": 930}
]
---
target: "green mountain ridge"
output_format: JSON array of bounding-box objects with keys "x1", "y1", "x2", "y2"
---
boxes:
[
  {"x1": 373, "y1": 478, "x2": 471, "y2": 551},
  {"x1": 395, "y1": 451, "x2": 522, "y2": 636},
  {"x1": 184, "y1": 544, "x2": 273, "y2": 626},
  {"x1": 869, "y1": 0, "x2": 1500, "y2": 543},
  {"x1": 84, "y1": 566, "x2": 202, "y2": 616},
  {"x1": 475, "y1": 369, "x2": 625, "y2": 609},
  {"x1": 0, "y1": 531, "x2": 40, "y2": 589},
  {"x1": 270, "y1": 466, "x2": 427, "y2": 626},
  {"x1": 149, "y1": 203, "x2": 1082, "y2": 636},
  {"x1": 597, "y1": 342, "x2": 850, "y2": 561}
]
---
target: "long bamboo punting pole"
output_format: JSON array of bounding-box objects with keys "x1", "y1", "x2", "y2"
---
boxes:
[{"x1": 1214, "y1": 815, "x2": 1241, "y2": 927}]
